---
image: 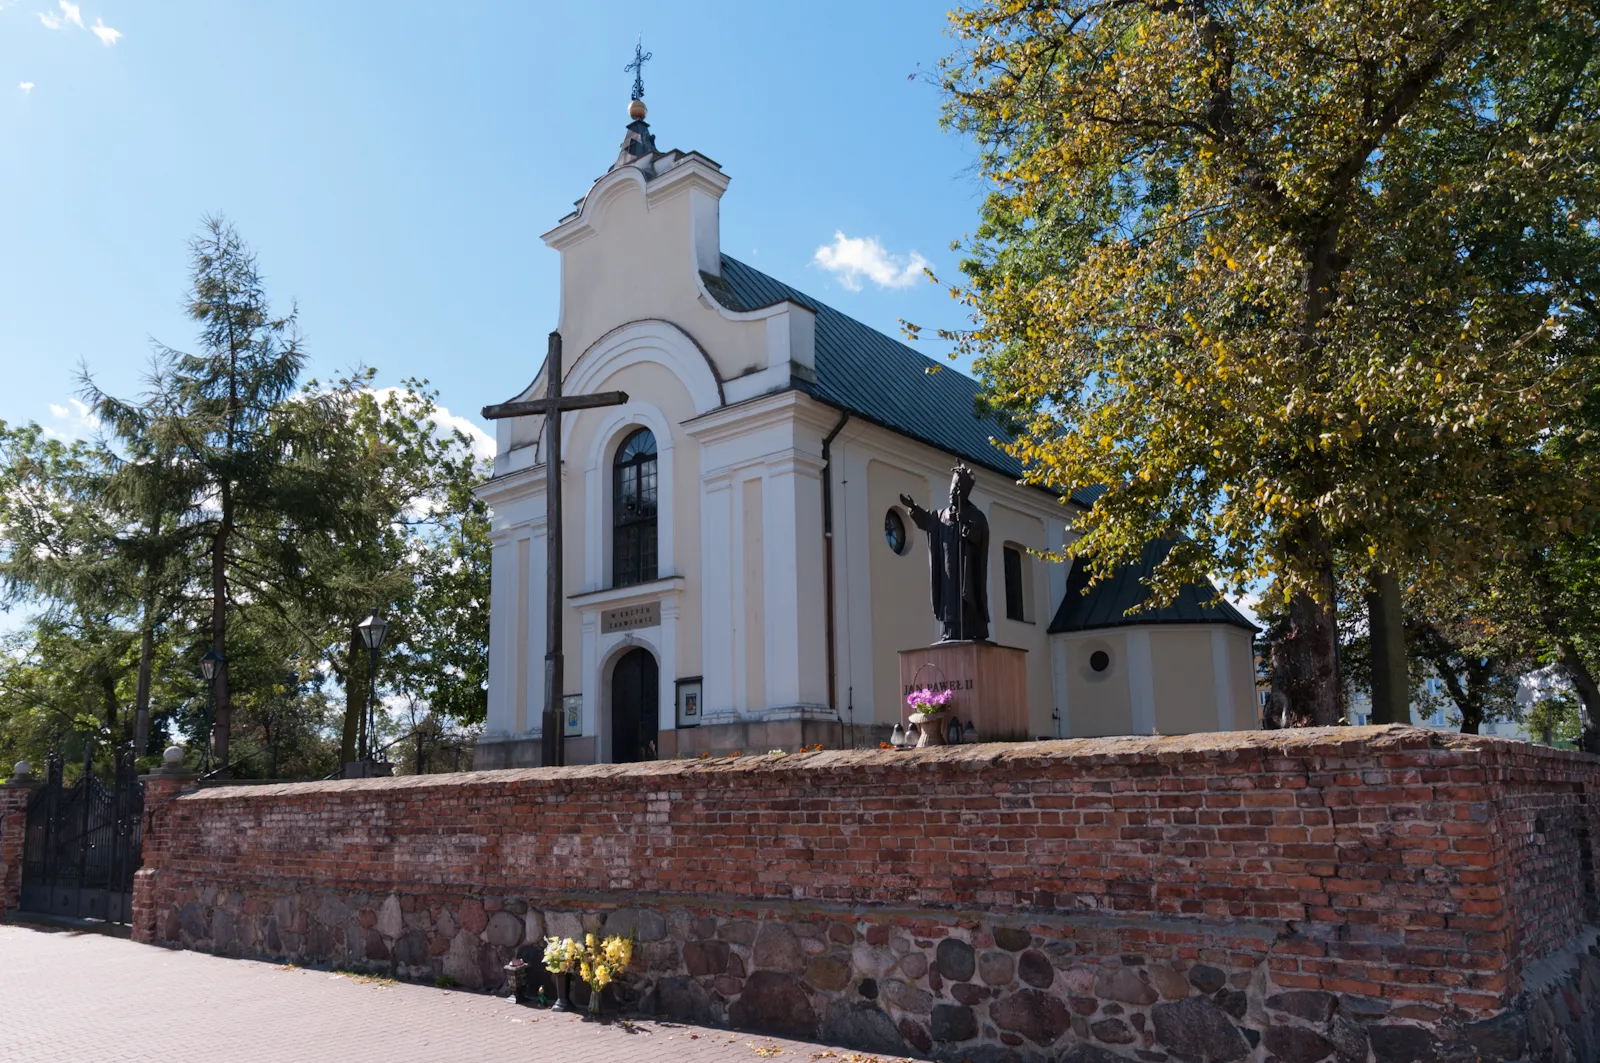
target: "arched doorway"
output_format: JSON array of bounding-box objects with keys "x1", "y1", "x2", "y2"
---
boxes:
[{"x1": 610, "y1": 647, "x2": 659, "y2": 763}]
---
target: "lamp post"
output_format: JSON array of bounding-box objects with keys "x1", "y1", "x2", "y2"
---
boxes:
[
  {"x1": 199, "y1": 646, "x2": 224, "y2": 773},
  {"x1": 356, "y1": 609, "x2": 390, "y2": 775}
]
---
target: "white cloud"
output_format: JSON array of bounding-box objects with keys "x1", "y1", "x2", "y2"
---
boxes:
[
  {"x1": 434, "y1": 405, "x2": 496, "y2": 462},
  {"x1": 18, "y1": 81, "x2": 33, "y2": 94},
  {"x1": 42, "y1": 397, "x2": 101, "y2": 440},
  {"x1": 367, "y1": 387, "x2": 495, "y2": 463},
  {"x1": 1224, "y1": 589, "x2": 1261, "y2": 629},
  {"x1": 813, "y1": 231, "x2": 929, "y2": 291},
  {"x1": 89, "y1": 16, "x2": 119, "y2": 44},
  {"x1": 38, "y1": 0, "x2": 80, "y2": 28}
]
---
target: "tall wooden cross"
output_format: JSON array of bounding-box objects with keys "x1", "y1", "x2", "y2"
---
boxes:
[{"x1": 483, "y1": 331, "x2": 627, "y2": 766}]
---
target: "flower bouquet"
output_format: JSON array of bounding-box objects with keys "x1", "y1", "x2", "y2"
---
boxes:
[
  {"x1": 906, "y1": 687, "x2": 956, "y2": 747},
  {"x1": 542, "y1": 936, "x2": 583, "y2": 1011},
  {"x1": 576, "y1": 933, "x2": 634, "y2": 1017},
  {"x1": 906, "y1": 687, "x2": 954, "y2": 714}
]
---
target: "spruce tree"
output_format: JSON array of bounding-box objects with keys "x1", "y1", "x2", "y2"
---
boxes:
[{"x1": 85, "y1": 217, "x2": 360, "y2": 768}]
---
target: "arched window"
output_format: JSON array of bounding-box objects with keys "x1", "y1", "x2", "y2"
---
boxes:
[{"x1": 612, "y1": 428, "x2": 658, "y2": 586}]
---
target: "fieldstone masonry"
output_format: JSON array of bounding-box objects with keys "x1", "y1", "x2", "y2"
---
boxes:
[{"x1": 130, "y1": 727, "x2": 1600, "y2": 1062}]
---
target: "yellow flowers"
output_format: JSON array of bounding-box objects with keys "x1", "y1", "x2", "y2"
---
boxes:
[
  {"x1": 547, "y1": 933, "x2": 635, "y2": 994},
  {"x1": 543, "y1": 936, "x2": 582, "y2": 975},
  {"x1": 580, "y1": 934, "x2": 633, "y2": 992}
]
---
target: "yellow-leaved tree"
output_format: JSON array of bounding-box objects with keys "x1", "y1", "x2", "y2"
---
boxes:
[{"x1": 937, "y1": 0, "x2": 1600, "y2": 724}]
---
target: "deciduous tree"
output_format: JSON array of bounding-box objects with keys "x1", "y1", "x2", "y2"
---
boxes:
[{"x1": 938, "y1": 0, "x2": 1600, "y2": 722}]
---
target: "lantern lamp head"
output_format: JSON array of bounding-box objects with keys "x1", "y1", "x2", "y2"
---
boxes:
[
  {"x1": 889, "y1": 723, "x2": 906, "y2": 749},
  {"x1": 358, "y1": 608, "x2": 389, "y2": 652},
  {"x1": 199, "y1": 646, "x2": 225, "y2": 682}
]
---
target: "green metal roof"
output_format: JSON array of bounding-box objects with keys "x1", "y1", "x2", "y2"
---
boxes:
[
  {"x1": 704, "y1": 256, "x2": 1103, "y2": 508},
  {"x1": 1048, "y1": 538, "x2": 1259, "y2": 634}
]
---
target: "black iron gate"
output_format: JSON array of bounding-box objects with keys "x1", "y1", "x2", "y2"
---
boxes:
[{"x1": 21, "y1": 750, "x2": 144, "y2": 924}]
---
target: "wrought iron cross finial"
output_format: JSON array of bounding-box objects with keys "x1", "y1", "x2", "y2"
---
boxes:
[{"x1": 625, "y1": 36, "x2": 652, "y2": 102}]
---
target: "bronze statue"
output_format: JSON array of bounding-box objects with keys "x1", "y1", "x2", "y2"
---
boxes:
[{"x1": 900, "y1": 465, "x2": 990, "y2": 643}]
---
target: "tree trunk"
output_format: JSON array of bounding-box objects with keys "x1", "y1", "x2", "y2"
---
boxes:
[
  {"x1": 1272, "y1": 588, "x2": 1341, "y2": 726},
  {"x1": 210, "y1": 515, "x2": 232, "y2": 769},
  {"x1": 1531, "y1": 566, "x2": 1600, "y2": 753},
  {"x1": 1270, "y1": 526, "x2": 1342, "y2": 727},
  {"x1": 1556, "y1": 643, "x2": 1600, "y2": 754},
  {"x1": 133, "y1": 510, "x2": 162, "y2": 758},
  {"x1": 134, "y1": 618, "x2": 155, "y2": 756},
  {"x1": 1365, "y1": 568, "x2": 1409, "y2": 725},
  {"x1": 340, "y1": 627, "x2": 366, "y2": 765}
]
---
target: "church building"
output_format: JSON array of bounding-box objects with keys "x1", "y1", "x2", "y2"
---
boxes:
[{"x1": 472, "y1": 95, "x2": 1258, "y2": 769}]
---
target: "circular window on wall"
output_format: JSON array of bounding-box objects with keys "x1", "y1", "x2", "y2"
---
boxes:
[
  {"x1": 1089, "y1": 649, "x2": 1111, "y2": 673},
  {"x1": 884, "y1": 508, "x2": 908, "y2": 555}
]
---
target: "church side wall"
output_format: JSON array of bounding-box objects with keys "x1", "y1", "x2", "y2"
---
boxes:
[
  {"x1": 988, "y1": 503, "x2": 1055, "y2": 737},
  {"x1": 132, "y1": 728, "x2": 1600, "y2": 1062},
  {"x1": 865, "y1": 457, "x2": 940, "y2": 726},
  {"x1": 1230, "y1": 628, "x2": 1260, "y2": 729},
  {"x1": 848, "y1": 427, "x2": 1068, "y2": 733},
  {"x1": 1150, "y1": 628, "x2": 1221, "y2": 734},
  {"x1": 1062, "y1": 630, "x2": 1136, "y2": 736}
]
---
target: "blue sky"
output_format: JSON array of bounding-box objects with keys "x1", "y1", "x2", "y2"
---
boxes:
[{"x1": 0, "y1": 0, "x2": 989, "y2": 448}]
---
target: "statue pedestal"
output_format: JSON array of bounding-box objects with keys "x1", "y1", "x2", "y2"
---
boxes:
[{"x1": 898, "y1": 641, "x2": 1029, "y2": 741}]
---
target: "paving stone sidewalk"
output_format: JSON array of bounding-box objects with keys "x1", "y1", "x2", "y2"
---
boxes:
[{"x1": 0, "y1": 924, "x2": 913, "y2": 1063}]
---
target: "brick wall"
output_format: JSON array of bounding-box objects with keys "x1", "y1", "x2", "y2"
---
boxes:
[
  {"x1": 132, "y1": 726, "x2": 1600, "y2": 1062},
  {"x1": 0, "y1": 783, "x2": 31, "y2": 919}
]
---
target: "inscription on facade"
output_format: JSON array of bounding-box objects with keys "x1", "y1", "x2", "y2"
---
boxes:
[
  {"x1": 602, "y1": 602, "x2": 661, "y2": 633},
  {"x1": 903, "y1": 678, "x2": 974, "y2": 695}
]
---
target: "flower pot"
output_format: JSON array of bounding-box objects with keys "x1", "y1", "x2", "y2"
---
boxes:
[
  {"x1": 908, "y1": 713, "x2": 949, "y2": 747},
  {"x1": 551, "y1": 971, "x2": 572, "y2": 1012}
]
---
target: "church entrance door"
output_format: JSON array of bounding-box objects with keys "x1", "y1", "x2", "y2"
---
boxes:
[{"x1": 610, "y1": 648, "x2": 659, "y2": 763}]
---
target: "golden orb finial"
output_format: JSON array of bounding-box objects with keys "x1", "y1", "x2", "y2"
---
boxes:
[{"x1": 629, "y1": 98, "x2": 647, "y2": 120}]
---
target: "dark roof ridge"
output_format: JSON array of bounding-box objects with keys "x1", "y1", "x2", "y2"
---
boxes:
[
  {"x1": 707, "y1": 255, "x2": 1103, "y2": 508},
  {"x1": 1048, "y1": 537, "x2": 1258, "y2": 634}
]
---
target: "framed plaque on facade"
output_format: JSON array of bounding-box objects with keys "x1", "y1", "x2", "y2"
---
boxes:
[
  {"x1": 562, "y1": 694, "x2": 583, "y2": 737},
  {"x1": 675, "y1": 677, "x2": 703, "y2": 728}
]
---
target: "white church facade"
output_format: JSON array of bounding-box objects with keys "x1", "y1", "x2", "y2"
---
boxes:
[{"x1": 472, "y1": 103, "x2": 1258, "y2": 769}]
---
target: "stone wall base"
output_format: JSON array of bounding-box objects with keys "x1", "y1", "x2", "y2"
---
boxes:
[
  {"x1": 133, "y1": 877, "x2": 1546, "y2": 1063},
  {"x1": 471, "y1": 736, "x2": 594, "y2": 769}
]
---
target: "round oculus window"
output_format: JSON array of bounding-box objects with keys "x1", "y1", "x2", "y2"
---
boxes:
[
  {"x1": 1089, "y1": 650, "x2": 1111, "y2": 673},
  {"x1": 884, "y1": 508, "x2": 908, "y2": 555}
]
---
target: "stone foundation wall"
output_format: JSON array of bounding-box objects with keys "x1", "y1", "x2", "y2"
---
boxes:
[{"x1": 132, "y1": 727, "x2": 1600, "y2": 1062}]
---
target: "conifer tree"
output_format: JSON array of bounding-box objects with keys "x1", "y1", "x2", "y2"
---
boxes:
[{"x1": 84, "y1": 217, "x2": 362, "y2": 767}]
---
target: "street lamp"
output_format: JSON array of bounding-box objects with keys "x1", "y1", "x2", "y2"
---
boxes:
[
  {"x1": 199, "y1": 646, "x2": 225, "y2": 772},
  {"x1": 356, "y1": 609, "x2": 389, "y2": 769}
]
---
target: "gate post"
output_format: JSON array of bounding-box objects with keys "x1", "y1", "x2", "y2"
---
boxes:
[
  {"x1": 131, "y1": 759, "x2": 196, "y2": 944},
  {"x1": 0, "y1": 762, "x2": 39, "y2": 921}
]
